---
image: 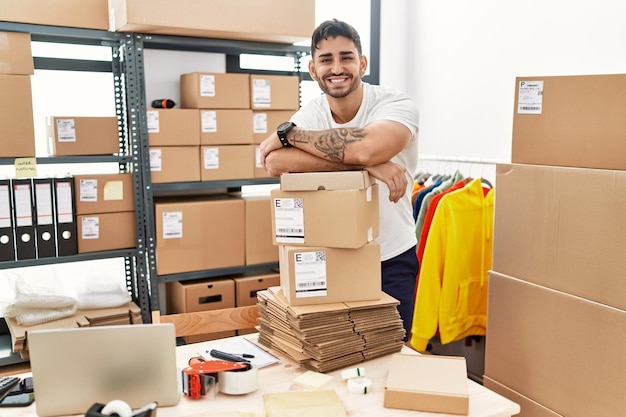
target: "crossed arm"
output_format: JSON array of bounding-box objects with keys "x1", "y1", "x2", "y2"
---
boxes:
[{"x1": 259, "y1": 120, "x2": 413, "y2": 202}]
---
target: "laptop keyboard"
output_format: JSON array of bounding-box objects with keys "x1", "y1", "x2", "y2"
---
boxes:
[{"x1": 0, "y1": 376, "x2": 20, "y2": 402}]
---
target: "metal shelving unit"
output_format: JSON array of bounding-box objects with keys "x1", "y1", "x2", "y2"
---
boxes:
[
  {"x1": 123, "y1": 33, "x2": 308, "y2": 313},
  {"x1": 0, "y1": 22, "x2": 152, "y2": 339}
]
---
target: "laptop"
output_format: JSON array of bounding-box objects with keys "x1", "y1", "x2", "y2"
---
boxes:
[{"x1": 28, "y1": 323, "x2": 180, "y2": 417}]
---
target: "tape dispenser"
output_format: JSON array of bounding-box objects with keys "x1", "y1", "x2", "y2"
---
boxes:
[{"x1": 182, "y1": 359, "x2": 248, "y2": 399}]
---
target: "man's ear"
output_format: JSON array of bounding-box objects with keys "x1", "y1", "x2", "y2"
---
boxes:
[
  {"x1": 360, "y1": 55, "x2": 368, "y2": 77},
  {"x1": 308, "y1": 60, "x2": 317, "y2": 81}
]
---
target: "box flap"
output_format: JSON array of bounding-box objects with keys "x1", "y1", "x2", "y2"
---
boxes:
[{"x1": 280, "y1": 171, "x2": 374, "y2": 191}]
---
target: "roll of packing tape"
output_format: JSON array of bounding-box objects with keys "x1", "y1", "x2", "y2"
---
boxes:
[
  {"x1": 347, "y1": 377, "x2": 373, "y2": 394},
  {"x1": 218, "y1": 365, "x2": 259, "y2": 395},
  {"x1": 341, "y1": 367, "x2": 366, "y2": 380},
  {"x1": 101, "y1": 400, "x2": 133, "y2": 417}
]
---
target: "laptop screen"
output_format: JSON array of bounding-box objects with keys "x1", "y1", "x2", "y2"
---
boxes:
[{"x1": 28, "y1": 324, "x2": 180, "y2": 417}]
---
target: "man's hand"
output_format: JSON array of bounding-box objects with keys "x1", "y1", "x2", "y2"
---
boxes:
[
  {"x1": 366, "y1": 161, "x2": 408, "y2": 203},
  {"x1": 259, "y1": 132, "x2": 283, "y2": 169}
]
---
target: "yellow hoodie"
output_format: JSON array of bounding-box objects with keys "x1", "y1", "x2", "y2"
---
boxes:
[{"x1": 409, "y1": 178, "x2": 494, "y2": 351}]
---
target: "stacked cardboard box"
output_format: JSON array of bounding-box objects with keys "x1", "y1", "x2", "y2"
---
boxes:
[
  {"x1": 257, "y1": 171, "x2": 406, "y2": 372},
  {"x1": 174, "y1": 72, "x2": 299, "y2": 182},
  {"x1": 0, "y1": 31, "x2": 35, "y2": 158},
  {"x1": 485, "y1": 74, "x2": 626, "y2": 417},
  {"x1": 73, "y1": 173, "x2": 136, "y2": 253}
]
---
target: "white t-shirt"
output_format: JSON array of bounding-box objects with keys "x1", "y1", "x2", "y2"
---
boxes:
[{"x1": 291, "y1": 82, "x2": 419, "y2": 261}]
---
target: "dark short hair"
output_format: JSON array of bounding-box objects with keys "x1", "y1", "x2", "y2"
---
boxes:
[{"x1": 311, "y1": 19, "x2": 362, "y2": 57}]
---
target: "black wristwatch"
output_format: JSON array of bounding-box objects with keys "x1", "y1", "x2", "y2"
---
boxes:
[{"x1": 276, "y1": 121, "x2": 296, "y2": 147}]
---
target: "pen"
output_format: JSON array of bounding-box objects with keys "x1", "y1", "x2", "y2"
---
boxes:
[{"x1": 209, "y1": 349, "x2": 253, "y2": 363}]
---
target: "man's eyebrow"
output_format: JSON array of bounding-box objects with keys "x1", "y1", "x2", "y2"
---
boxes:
[{"x1": 317, "y1": 50, "x2": 356, "y2": 59}]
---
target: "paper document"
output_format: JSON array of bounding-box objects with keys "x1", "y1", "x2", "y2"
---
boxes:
[{"x1": 199, "y1": 337, "x2": 280, "y2": 368}]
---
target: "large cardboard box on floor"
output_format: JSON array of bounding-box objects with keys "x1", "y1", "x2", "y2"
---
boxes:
[
  {"x1": 484, "y1": 271, "x2": 626, "y2": 417},
  {"x1": 74, "y1": 173, "x2": 135, "y2": 215},
  {"x1": 493, "y1": 164, "x2": 626, "y2": 310},
  {"x1": 252, "y1": 110, "x2": 297, "y2": 144},
  {"x1": 0, "y1": 31, "x2": 34, "y2": 75},
  {"x1": 483, "y1": 377, "x2": 562, "y2": 417},
  {"x1": 0, "y1": 75, "x2": 35, "y2": 157},
  {"x1": 147, "y1": 109, "x2": 200, "y2": 146},
  {"x1": 110, "y1": 0, "x2": 314, "y2": 44},
  {"x1": 200, "y1": 109, "x2": 253, "y2": 145},
  {"x1": 155, "y1": 196, "x2": 245, "y2": 275},
  {"x1": 77, "y1": 211, "x2": 136, "y2": 253},
  {"x1": 0, "y1": 0, "x2": 109, "y2": 30},
  {"x1": 279, "y1": 242, "x2": 381, "y2": 306},
  {"x1": 200, "y1": 145, "x2": 255, "y2": 181},
  {"x1": 47, "y1": 116, "x2": 120, "y2": 156},
  {"x1": 250, "y1": 75, "x2": 300, "y2": 111},
  {"x1": 271, "y1": 171, "x2": 379, "y2": 249},
  {"x1": 244, "y1": 196, "x2": 278, "y2": 265},
  {"x1": 149, "y1": 146, "x2": 201, "y2": 183},
  {"x1": 384, "y1": 353, "x2": 469, "y2": 415},
  {"x1": 180, "y1": 73, "x2": 250, "y2": 109},
  {"x1": 512, "y1": 74, "x2": 626, "y2": 170},
  {"x1": 166, "y1": 277, "x2": 236, "y2": 343}
]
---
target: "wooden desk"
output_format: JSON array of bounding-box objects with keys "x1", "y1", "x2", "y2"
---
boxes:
[{"x1": 1, "y1": 335, "x2": 520, "y2": 417}]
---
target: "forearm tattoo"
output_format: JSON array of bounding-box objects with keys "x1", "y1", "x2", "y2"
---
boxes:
[{"x1": 292, "y1": 128, "x2": 365, "y2": 163}]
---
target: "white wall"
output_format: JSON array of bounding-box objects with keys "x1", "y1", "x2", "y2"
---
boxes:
[{"x1": 380, "y1": 0, "x2": 626, "y2": 178}]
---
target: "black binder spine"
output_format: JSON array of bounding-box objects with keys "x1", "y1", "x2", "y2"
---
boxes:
[
  {"x1": 33, "y1": 178, "x2": 57, "y2": 258},
  {"x1": 0, "y1": 179, "x2": 16, "y2": 262},
  {"x1": 12, "y1": 178, "x2": 36, "y2": 260},
  {"x1": 53, "y1": 177, "x2": 78, "y2": 256}
]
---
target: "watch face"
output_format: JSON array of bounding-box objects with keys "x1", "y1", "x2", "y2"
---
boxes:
[{"x1": 277, "y1": 121, "x2": 294, "y2": 132}]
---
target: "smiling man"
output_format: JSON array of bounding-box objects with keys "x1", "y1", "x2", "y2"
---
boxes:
[{"x1": 259, "y1": 19, "x2": 420, "y2": 341}]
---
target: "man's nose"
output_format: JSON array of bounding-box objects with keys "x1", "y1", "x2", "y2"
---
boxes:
[{"x1": 331, "y1": 62, "x2": 343, "y2": 74}]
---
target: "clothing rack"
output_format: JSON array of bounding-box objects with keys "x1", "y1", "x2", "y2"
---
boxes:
[{"x1": 416, "y1": 155, "x2": 507, "y2": 184}]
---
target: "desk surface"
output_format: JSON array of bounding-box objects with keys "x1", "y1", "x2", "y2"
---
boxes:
[{"x1": 2, "y1": 335, "x2": 520, "y2": 417}]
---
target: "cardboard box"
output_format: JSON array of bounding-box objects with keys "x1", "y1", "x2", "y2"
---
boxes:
[
  {"x1": 233, "y1": 272, "x2": 280, "y2": 307},
  {"x1": 271, "y1": 171, "x2": 379, "y2": 248},
  {"x1": 147, "y1": 109, "x2": 200, "y2": 146},
  {"x1": 47, "y1": 116, "x2": 120, "y2": 156},
  {"x1": 484, "y1": 271, "x2": 626, "y2": 417},
  {"x1": 0, "y1": 75, "x2": 35, "y2": 157},
  {"x1": 483, "y1": 376, "x2": 561, "y2": 417},
  {"x1": 493, "y1": 164, "x2": 626, "y2": 310},
  {"x1": 0, "y1": 31, "x2": 34, "y2": 75},
  {"x1": 110, "y1": 0, "x2": 314, "y2": 44},
  {"x1": 149, "y1": 146, "x2": 201, "y2": 183},
  {"x1": 74, "y1": 173, "x2": 135, "y2": 215},
  {"x1": 244, "y1": 196, "x2": 278, "y2": 265},
  {"x1": 166, "y1": 277, "x2": 236, "y2": 343},
  {"x1": 384, "y1": 353, "x2": 469, "y2": 415},
  {"x1": 512, "y1": 74, "x2": 626, "y2": 170},
  {"x1": 250, "y1": 75, "x2": 300, "y2": 110},
  {"x1": 0, "y1": 0, "x2": 109, "y2": 30},
  {"x1": 200, "y1": 109, "x2": 253, "y2": 145},
  {"x1": 252, "y1": 110, "x2": 297, "y2": 144},
  {"x1": 279, "y1": 242, "x2": 382, "y2": 306},
  {"x1": 200, "y1": 145, "x2": 254, "y2": 181},
  {"x1": 77, "y1": 211, "x2": 136, "y2": 253},
  {"x1": 155, "y1": 196, "x2": 245, "y2": 275},
  {"x1": 180, "y1": 73, "x2": 250, "y2": 109}
]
